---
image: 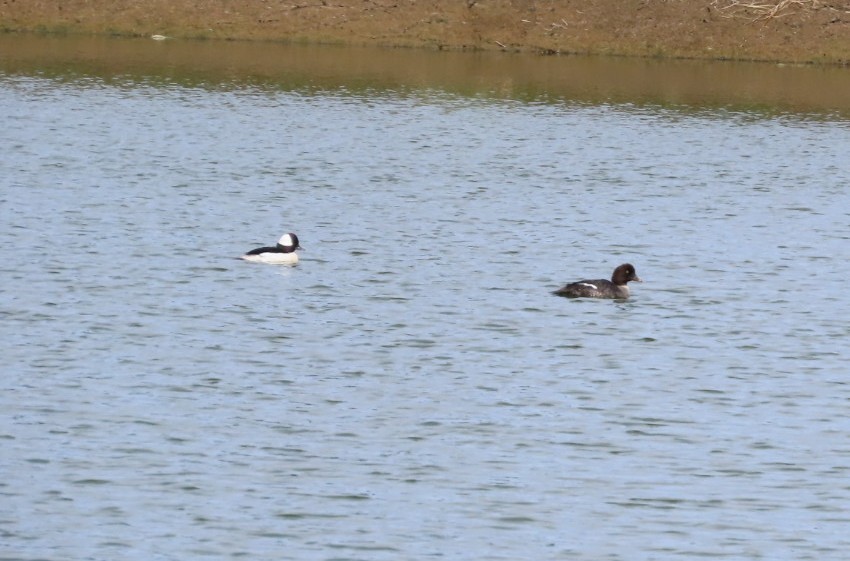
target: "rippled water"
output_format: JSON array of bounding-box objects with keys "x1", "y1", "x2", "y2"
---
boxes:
[{"x1": 2, "y1": 38, "x2": 850, "y2": 561}]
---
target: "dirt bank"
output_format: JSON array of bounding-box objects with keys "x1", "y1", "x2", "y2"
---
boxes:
[{"x1": 2, "y1": 0, "x2": 849, "y2": 64}]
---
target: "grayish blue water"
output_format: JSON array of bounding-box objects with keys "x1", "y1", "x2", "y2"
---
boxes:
[{"x1": 2, "y1": 38, "x2": 850, "y2": 561}]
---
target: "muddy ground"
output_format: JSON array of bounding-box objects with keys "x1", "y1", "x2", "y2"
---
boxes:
[{"x1": 1, "y1": 1, "x2": 849, "y2": 64}]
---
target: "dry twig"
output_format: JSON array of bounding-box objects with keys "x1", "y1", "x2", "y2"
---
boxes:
[{"x1": 710, "y1": 0, "x2": 824, "y2": 21}]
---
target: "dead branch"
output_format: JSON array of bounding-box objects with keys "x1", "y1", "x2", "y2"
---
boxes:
[{"x1": 710, "y1": 0, "x2": 826, "y2": 21}]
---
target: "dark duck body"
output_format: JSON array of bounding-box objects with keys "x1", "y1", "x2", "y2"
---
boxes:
[{"x1": 553, "y1": 263, "x2": 642, "y2": 299}]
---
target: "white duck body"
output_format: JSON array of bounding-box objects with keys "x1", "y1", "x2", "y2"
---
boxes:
[{"x1": 240, "y1": 233, "x2": 301, "y2": 265}]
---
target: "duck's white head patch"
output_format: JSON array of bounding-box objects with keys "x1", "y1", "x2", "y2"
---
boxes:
[{"x1": 278, "y1": 233, "x2": 294, "y2": 247}]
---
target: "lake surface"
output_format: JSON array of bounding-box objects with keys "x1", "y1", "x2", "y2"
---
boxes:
[{"x1": 2, "y1": 36, "x2": 850, "y2": 561}]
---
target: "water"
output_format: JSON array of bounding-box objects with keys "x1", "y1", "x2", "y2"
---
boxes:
[{"x1": 2, "y1": 37, "x2": 850, "y2": 561}]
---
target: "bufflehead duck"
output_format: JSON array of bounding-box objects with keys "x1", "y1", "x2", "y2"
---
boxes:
[
  {"x1": 240, "y1": 233, "x2": 301, "y2": 265},
  {"x1": 553, "y1": 263, "x2": 642, "y2": 299}
]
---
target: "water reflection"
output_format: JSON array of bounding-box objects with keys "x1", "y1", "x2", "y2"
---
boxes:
[{"x1": 2, "y1": 33, "x2": 850, "y2": 118}]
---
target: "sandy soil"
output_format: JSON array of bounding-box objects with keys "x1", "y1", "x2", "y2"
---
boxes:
[{"x1": 2, "y1": 1, "x2": 849, "y2": 64}]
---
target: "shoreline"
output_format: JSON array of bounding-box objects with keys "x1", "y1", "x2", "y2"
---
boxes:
[{"x1": 1, "y1": 1, "x2": 849, "y2": 65}]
